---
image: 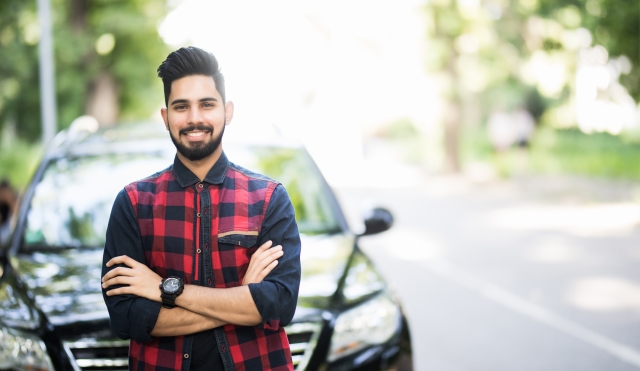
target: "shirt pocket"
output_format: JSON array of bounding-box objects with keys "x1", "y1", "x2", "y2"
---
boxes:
[
  {"x1": 217, "y1": 231, "x2": 259, "y2": 285},
  {"x1": 217, "y1": 231, "x2": 259, "y2": 248}
]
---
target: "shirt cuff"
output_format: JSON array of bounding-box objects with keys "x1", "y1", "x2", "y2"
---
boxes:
[
  {"x1": 128, "y1": 298, "x2": 162, "y2": 343},
  {"x1": 248, "y1": 281, "x2": 282, "y2": 331}
]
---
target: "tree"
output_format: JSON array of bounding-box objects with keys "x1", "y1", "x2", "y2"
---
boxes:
[
  {"x1": 538, "y1": 0, "x2": 640, "y2": 100},
  {"x1": 424, "y1": 0, "x2": 640, "y2": 171},
  {"x1": 0, "y1": 0, "x2": 169, "y2": 142}
]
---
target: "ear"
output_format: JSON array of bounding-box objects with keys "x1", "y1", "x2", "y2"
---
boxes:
[
  {"x1": 160, "y1": 107, "x2": 169, "y2": 130},
  {"x1": 224, "y1": 101, "x2": 234, "y2": 125}
]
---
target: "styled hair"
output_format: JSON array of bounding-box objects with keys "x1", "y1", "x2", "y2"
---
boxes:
[{"x1": 157, "y1": 46, "x2": 226, "y2": 106}]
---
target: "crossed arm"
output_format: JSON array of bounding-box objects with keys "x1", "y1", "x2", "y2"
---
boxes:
[
  {"x1": 102, "y1": 240, "x2": 283, "y2": 337},
  {"x1": 102, "y1": 186, "x2": 300, "y2": 342}
]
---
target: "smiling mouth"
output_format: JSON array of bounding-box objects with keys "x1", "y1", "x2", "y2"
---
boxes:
[
  {"x1": 184, "y1": 130, "x2": 208, "y2": 137},
  {"x1": 180, "y1": 126, "x2": 213, "y2": 140}
]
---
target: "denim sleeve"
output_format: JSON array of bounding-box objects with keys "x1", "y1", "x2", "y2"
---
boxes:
[
  {"x1": 102, "y1": 189, "x2": 161, "y2": 343},
  {"x1": 248, "y1": 185, "x2": 301, "y2": 330}
]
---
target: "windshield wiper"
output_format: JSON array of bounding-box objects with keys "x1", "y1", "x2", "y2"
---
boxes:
[{"x1": 19, "y1": 243, "x2": 102, "y2": 253}]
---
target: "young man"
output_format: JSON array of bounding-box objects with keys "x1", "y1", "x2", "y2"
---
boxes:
[{"x1": 101, "y1": 46, "x2": 301, "y2": 371}]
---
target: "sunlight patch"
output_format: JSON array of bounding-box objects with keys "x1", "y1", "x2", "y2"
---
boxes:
[
  {"x1": 567, "y1": 276, "x2": 640, "y2": 311},
  {"x1": 487, "y1": 203, "x2": 640, "y2": 237}
]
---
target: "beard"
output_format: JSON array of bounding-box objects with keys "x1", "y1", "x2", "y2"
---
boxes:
[{"x1": 168, "y1": 122, "x2": 224, "y2": 161}]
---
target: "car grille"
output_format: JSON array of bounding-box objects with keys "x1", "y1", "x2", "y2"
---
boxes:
[
  {"x1": 64, "y1": 322, "x2": 321, "y2": 370},
  {"x1": 285, "y1": 322, "x2": 322, "y2": 370},
  {"x1": 64, "y1": 339, "x2": 129, "y2": 371}
]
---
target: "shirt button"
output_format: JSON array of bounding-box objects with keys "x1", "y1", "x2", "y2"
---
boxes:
[
  {"x1": 184, "y1": 353, "x2": 189, "y2": 359},
  {"x1": 197, "y1": 249, "x2": 201, "y2": 254},
  {"x1": 198, "y1": 183, "x2": 204, "y2": 188},
  {"x1": 197, "y1": 212, "x2": 201, "y2": 217}
]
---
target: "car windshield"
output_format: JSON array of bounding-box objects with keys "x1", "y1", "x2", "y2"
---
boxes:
[{"x1": 23, "y1": 146, "x2": 341, "y2": 250}]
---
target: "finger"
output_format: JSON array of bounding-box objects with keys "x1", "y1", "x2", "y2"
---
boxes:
[
  {"x1": 101, "y1": 267, "x2": 135, "y2": 282},
  {"x1": 254, "y1": 253, "x2": 282, "y2": 278},
  {"x1": 250, "y1": 241, "x2": 273, "y2": 261},
  {"x1": 102, "y1": 276, "x2": 133, "y2": 289},
  {"x1": 256, "y1": 240, "x2": 273, "y2": 252},
  {"x1": 105, "y1": 287, "x2": 132, "y2": 296},
  {"x1": 106, "y1": 255, "x2": 138, "y2": 268},
  {"x1": 253, "y1": 245, "x2": 282, "y2": 262},
  {"x1": 258, "y1": 249, "x2": 283, "y2": 267},
  {"x1": 257, "y1": 260, "x2": 279, "y2": 281},
  {"x1": 245, "y1": 243, "x2": 280, "y2": 279}
]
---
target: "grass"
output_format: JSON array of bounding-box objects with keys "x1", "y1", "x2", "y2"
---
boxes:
[{"x1": 462, "y1": 126, "x2": 640, "y2": 180}]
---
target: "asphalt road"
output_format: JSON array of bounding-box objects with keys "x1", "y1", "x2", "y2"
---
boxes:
[{"x1": 335, "y1": 174, "x2": 640, "y2": 371}]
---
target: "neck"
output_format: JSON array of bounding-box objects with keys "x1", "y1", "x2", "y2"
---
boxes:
[{"x1": 176, "y1": 146, "x2": 223, "y2": 181}]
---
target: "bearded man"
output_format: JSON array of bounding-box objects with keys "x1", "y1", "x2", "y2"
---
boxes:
[{"x1": 101, "y1": 46, "x2": 301, "y2": 371}]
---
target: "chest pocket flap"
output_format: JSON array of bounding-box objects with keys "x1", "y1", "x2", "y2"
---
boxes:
[{"x1": 218, "y1": 231, "x2": 259, "y2": 248}]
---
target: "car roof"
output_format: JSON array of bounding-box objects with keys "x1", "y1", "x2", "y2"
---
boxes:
[{"x1": 48, "y1": 121, "x2": 304, "y2": 158}]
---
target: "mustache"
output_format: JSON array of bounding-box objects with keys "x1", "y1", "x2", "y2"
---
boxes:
[{"x1": 179, "y1": 125, "x2": 213, "y2": 135}]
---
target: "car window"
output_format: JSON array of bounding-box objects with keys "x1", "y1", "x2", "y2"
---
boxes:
[
  {"x1": 228, "y1": 146, "x2": 341, "y2": 235},
  {"x1": 23, "y1": 146, "x2": 340, "y2": 250},
  {"x1": 23, "y1": 153, "x2": 170, "y2": 249}
]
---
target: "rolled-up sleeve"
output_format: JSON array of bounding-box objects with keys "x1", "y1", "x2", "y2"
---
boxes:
[
  {"x1": 248, "y1": 184, "x2": 301, "y2": 331},
  {"x1": 102, "y1": 189, "x2": 161, "y2": 343}
]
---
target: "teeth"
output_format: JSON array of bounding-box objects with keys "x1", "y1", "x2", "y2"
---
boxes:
[{"x1": 185, "y1": 131, "x2": 205, "y2": 137}]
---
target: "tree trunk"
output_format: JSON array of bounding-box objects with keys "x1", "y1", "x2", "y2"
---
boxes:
[
  {"x1": 443, "y1": 99, "x2": 461, "y2": 172},
  {"x1": 69, "y1": 0, "x2": 87, "y2": 32},
  {"x1": 86, "y1": 71, "x2": 119, "y2": 127},
  {"x1": 443, "y1": 47, "x2": 461, "y2": 173}
]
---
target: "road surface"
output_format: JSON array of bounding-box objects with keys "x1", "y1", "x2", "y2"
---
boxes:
[{"x1": 336, "y1": 174, "x2": 640, "y2": 370}]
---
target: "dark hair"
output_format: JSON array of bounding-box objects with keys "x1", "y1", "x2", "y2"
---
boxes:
[{"x1": 157, "y1": 46, "x2": 226, "y2": 106}]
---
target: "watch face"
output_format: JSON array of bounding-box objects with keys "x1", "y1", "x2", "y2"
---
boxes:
[{"x1": 163, "y1": 278, "x2": 181, "y2": 294}]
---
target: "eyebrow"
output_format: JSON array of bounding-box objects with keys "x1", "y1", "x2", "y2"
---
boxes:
[{"x1": 170, "y1": 97, "x2": 218, "y2": 106}]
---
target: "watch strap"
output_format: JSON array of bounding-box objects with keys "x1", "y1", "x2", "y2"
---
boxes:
[
  {"x1": 159, "y1": 277, "x2": 183, "y2": 309},
  {"x1": 161, "y1": 291, "x2": 177, "y2": 309}
]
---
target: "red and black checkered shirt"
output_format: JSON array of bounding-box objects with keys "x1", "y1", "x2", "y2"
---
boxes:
[{"x1": 102, "y1": 152, "x2": 301, "y2": 371}]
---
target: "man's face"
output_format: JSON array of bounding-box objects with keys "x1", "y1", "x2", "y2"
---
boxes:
[{"x1": 161, "y1": 74, "x2": 234, "y2": 162}]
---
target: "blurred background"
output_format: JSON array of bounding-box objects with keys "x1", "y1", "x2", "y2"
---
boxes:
[
  {"x1": 1, "y1": 0, "x2": 639, "y2": 188},
  {"x1": 1, "y1": 0, "x2": 640, "y2": 369}
]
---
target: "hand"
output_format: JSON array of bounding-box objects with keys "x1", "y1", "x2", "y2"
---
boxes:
[
  {"x1": 102, "y1": 255, "x2": 163, "y2": 302},
  {"x1": 242, "y1": 240, "x2": 283, "y2": 285}
]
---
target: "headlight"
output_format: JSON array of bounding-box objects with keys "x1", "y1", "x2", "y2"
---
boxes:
[
  {"x1": 328, "y1": 293, "x2": 400, "y2": 362},
  {"x1": 0, "y1": 326, "x2": 55, "y2": 371}
]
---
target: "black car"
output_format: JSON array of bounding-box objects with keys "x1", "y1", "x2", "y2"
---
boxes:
[{"x1": 1, "y1": 122, "x2": 413, "y2": 371}]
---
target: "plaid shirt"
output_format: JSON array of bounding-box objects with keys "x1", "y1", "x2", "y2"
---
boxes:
[{"x1": 102, "y1": 152, "x2": 301, "y2": 371}]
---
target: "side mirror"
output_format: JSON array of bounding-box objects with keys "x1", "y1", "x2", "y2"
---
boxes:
[{"x1": 361, "y1": 207, "x2": 393, "y2": 236}]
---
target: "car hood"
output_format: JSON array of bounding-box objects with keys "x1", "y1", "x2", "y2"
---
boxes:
[
  {"x1": 12, "y1": 233, "x2": 355, "y2": 328},
  {"x1": 0, "y1": 254, "x2": 46, "y2": 331}
]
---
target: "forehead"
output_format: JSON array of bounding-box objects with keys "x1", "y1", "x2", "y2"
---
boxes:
[{"x1": 169, "y1": 74, "x2": 220, "y2": 99}]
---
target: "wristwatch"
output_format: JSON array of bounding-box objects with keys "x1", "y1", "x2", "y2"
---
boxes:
[{"x1": 159, "y1": 276, "x2": 184, "y2": 309}]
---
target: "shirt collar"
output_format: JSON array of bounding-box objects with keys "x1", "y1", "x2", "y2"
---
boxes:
[{"x1": 172, "y1": 151, "x2": 230, "y2": 187}]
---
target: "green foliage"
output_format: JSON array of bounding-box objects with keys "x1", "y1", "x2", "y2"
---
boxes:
[
  {"x1": 0, "y1": 1, "x2": 40, "y2": 140},
  {"x1": 425, "y1": 0, "x2": 640, "y2": 118},
  {"x1": 0, "y1": 0, "x2": 169, "y2": 142},
  {"x1": 0, "y1": 136, "x2": 42, "y2": 191},
  {"x1": 378, "y1": 118, "x2": 420, "y2": 140},
  {"x1": 530, "y1": 128, "x2": 640, "y2": 178},
  {"x1": 463, "y1": 126, "x2": 640, "y2": 179},
  {"x1": 537, "y1": 0, "x2": 640, "y2": 100}
]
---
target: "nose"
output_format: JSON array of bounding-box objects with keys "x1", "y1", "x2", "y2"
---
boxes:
[{"x1": 187, "y1": 106, "x2": 204, "y2": 124}]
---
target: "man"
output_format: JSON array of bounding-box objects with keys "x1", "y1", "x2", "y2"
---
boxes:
[{"x1": 101, "y1": 46, "x2": 301, "y2": 371}]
